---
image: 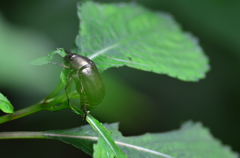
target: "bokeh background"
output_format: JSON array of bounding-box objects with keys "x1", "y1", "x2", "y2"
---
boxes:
[{"x1": 0, "y1": 0, "x2": 240, "y2": 157}]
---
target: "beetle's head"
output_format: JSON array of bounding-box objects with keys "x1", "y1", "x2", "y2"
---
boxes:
[{"x1": 64, "y1": 51, "x2": 75, "y2": 63}]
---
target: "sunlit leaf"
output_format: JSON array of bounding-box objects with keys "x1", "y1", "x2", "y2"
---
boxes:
[
  {"x1": 30, "y1": 56, "x2": 52, "y2": 65},
  {"x1": 93, "y1": 136, "x2": 117, "y2": 158},
  {"x1": 30, "y1": 48, "x2": 69, "y2": 84},
  {"x1": 75, "y1": 1, "x2": 209, "y2": 81},
  {"x1": 0, "y1": 93, "x2": 14, "y2": 113},
  {"x1": 30, "y1": 48, "x2": 66, "y2": 65}
]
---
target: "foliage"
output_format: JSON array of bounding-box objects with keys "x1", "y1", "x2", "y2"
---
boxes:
[
  {"x1": 0, "y1": 93, "x2": 13, "y2": 113},
  {"x1": 45, "y1": 121, "x2": 237, "y2": 158},
  {"x1": 0, "y1": 1, "x2": 237, "y2": 158},
  {"x1": 32, "y1": 1, "x2": 209, "y2": 82}
]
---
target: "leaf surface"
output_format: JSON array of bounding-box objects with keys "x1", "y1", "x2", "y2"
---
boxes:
[
  {"x1": 46, "y1": 107, "x2": 126, "y2": 158},
  {"x1": 30, "y1": 48, "x2": 66, "y2": 65},
  {"x1": 93, "y1": 136, "x2": 117, "y2": 158},
  {"x1": 0, "y1": 93, "x2": 14, "y2": 113},
  {"x1": 75, "y1": 1, "x2": 209, "y2": 81},
  {"x1": 45, "y1": 121, "x2": 238, "y2": 158}
]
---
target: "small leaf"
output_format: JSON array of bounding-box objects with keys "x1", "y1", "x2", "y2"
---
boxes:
[
  {"x1": 60, "y1": 68, "x2": 70, "y2": 85},
  {"x1": 44, "y1": 121, "x2": 237, "y2": 158},
  {"x1": 30, "y1": 56, "x2": 52, "y2": 65},
  {"x1": 30, "y1": 48, "x2": 66, "y2": 65},
  {"x1": 75, "y1": 1, "x2": 209, "y2": 81},
  {"x1": 0, "y1": 93, "x2": 14, "y2": 113},
  {"x1": 30, "y1": 48, "x2": 69, "y2": 85},
  {"x1": 48, "y1": 48, "x2": 66, "y2": 58}
]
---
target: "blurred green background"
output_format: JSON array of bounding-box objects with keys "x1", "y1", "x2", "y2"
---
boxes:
[{"x1": 0, "y1": 0, "x2": 240, "y2": 157}]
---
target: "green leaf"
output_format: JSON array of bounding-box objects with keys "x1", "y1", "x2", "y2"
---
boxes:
[
  {"x1": 30, "y1": 56, "x2": 52, "y2": 65},
  {"x1": 46, "y1": 107, "x2": 126, "y2": 158},
  {"x1": 60, "y1": 68, "x2": 70, "y2": 85},
  {"x1": 71, "y1": 105, "x2": 125, "y2": 158},
  {"x1": 0, "y1": 93, "x2": 14, "y2": 113},
  {"x1": 93, "y1": 136, "x2": 117, "y2": 158},
  {"x1": 75, "y1": 1, "x2": 209, "y2": 81},
  {"x1": 44, "y1": 121, "x2": 237, "y2": 158},
  {"x1": 30, "y1": 48, "x2": 69, "y2": 84},
  {"x1": 86, "y1": 115, "x2": 127, "y2": 158},
  {"x1": 30, "y1": 48, "x2": 66, "y2": 65}
]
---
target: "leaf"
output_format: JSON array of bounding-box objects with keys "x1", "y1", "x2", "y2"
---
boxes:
[
  {"x1": 30, "y1": 56, "x2": 52, "y2": 65},
  {"x1": 60, "y1": 67, "x2": 70, "y2": 85},
  {"x1": 30, "y1": 48, "x2": 70, "y2": 84},
  {"x1": 75, "y1": 1, "x2": 209, "y2": 81},
  {"x1": 64, "y1": 105, "x2": 125, "y2": 158},
  {"x1": 93, "y1": 136, "x2": 117, "y2": 158},
  {"x1": 86, "y1": 115, "x2": 127, "y2": 158},
  {"x1": 0, "y1": 93, "x2": 14, "y2": 113},
  {"x1": 30, "y1": 48, "x2": 66, "y2": 65},
  {"x1": 44, "y1": 121, "x2": 237, "y2": 158}
]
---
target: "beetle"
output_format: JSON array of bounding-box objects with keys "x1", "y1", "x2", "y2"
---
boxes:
[{"x1": 63, "y1": 51, "x2": 105, "y2": 120}]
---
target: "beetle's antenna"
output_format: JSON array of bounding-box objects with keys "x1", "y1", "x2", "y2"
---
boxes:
[
  {"x1": 83, "y1": 108, "x2": 88, "y2": 121},
  {"x1": 49, "y1": 62, "x2": 70, "y2": 69}
]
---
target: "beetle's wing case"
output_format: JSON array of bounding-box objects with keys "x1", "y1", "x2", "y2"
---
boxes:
[
  {"x1": 78, "y1": 62, "x2": 105, "y2": 106},
  {"x1": 72, "y1": 73, "x2": 92, "y2": 110}
]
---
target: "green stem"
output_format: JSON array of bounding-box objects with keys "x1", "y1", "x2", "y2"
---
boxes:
[
  {"x1": 0, "y1": 103, "x2": 43, "y2": 124},
  {"x1": 0, "y1": 81, "x2": 65, "y2": 124},
  {"x1": 0, "y1": 91, "x2": 79, "y2": 124},
  {"x1": 0, "y1": 131, "x2": 46, "y2": 139}
]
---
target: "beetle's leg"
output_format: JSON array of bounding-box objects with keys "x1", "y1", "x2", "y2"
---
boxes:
[
  {"x1": 78, "y1": 83, "x2": 89, "y2": 121},
  {"x1": 79, "y1": 86, "x2": 88, "y2": 121},
  {"x1": 64, "y1": 71, "x2": 74, "y2": 106},
  {"x1": 82, "y1": 108, "x2": 88, "y2": 121}
]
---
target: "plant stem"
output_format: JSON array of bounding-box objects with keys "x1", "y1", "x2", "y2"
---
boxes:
[
  {"x1": 0, "y1": 81, "x2": 65, "y2": 124},
  {"x1": 0, "y1": 131, "x2": 46, "y2": 139},
  {"x1": 0, "y1": 91, "x2": 79, "y2": 124},
  {"x1": 0, "y1": 103, "x2": 43, "y2": 124}
]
